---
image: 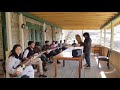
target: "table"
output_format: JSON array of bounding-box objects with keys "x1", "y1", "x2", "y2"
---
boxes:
[{"x1": 53, "y1": 47, "x2": 83, "y2": 78}]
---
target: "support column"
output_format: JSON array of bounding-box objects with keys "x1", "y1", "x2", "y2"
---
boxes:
[
  {"x1": 110, "y1": 22, "x2": 114, "y2": 49},
  {"x1": 55, "y1": 27, "x2": 57, "y2": 41},
  {"x1": 104, "y1": 28, "x2": 106, "y2": 46},
  {"x1": 6, "y1": 12, "x2": 12, "y2": 52},
  {"x1": 51, "y1": 26, "x2": 54, "y2": 41},
  {"x1": 100, "y1": 29, "x2": 102, "y2": 45},
  {"x1": 82, "y1": 30, "x2": 83, "y2": 41},
  {"x1": 19, "y1": 14, "x2": 25, "y2": 50},
  {"x1": 33, "y1": 29, "x2": 35, "y2": 42},
  {"x1": 1, "y1": 12, "x2": 7, "y2": 61},
  {"x1": 60, "y1": 29, "x2": 62, "y2": 40},
  {"x1": 43, "y1": 23, "x2": 46, "y2": 42}
]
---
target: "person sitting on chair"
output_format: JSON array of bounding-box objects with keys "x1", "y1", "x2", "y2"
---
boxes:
[
  {"x1": 33, "y1": 42, "x2": 48, "y2": 72},
  {"x1": 71, "y1": 40, "x2": 77, "y2": 47},
  {"x1": 58, "y1": 40, "x2": 62, "y2": 49},
  {"x1": 62, "y1": 40, "x2": 68, "y2": 51},
  {"x1": 6, "y1": 44, "x2": 34, "y2": 78},
  {"x1": 42, "y1": 41, "x2": 53, "y2": 63},
  {"x1": 23, "y1": 41, "x2": 47, "y2": 77}
]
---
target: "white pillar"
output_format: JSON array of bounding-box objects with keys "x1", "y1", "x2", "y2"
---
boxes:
[
  {"x1": 55, "y1": 27, "x2": 57, "y2": 41},
  {"x1": 6, "y1": 12, "x2": 12, "y2": 51},
  {"x1": 100, "y1": 29, "x2": 102, "y2": 45},
  {"x1": 43, "y1": 23, "x2": 46, "y2": 41},
  {"x1": 104, "y1": 28, "x2": 106, "y2": 46},
  {"x1": 60, "y1": 29, "x2": 62, "y2": 40},
  {"x1": 82, "y1": 30, "x2": 83, "y2": 41},
  {"x1": 33, "y1": 29, "x2": 35, "y2": 42},
  {"x1": 19, "y1": 14, "x2": 25, "y2": 50},
  {"x1": 110, "y1": 22, "x2": 114, "y2": 49}
]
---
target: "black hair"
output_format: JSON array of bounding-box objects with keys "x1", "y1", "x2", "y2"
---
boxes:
[
  {"x1": 83, "y1": 32, "x2": 90, "y2": 38},
  {"x1": 35, "y1": 42, "x2": 40, "y2": 46},
  {"x1": 52, "y1": 41, "x2": 55, "y2": 43},
  {"x1": 9, "y1": 44, "x2": 22, "y2": 59},
  {"x1": 28, "y1": 41, "x2": 34, "y2": 46},
  {"x1": 60, "y1": 40, "x2": 62, "y2": 42},
  {"x1": 45, "y1": 41, "x2": 49, "y2": 43},
  {"x1": 55, "y1": 41, "x2": 58, "y2": 44}
]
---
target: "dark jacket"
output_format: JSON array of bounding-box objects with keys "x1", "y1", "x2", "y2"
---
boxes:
[
  {"x1": 83, "y1": 38, "x2": 92, "y2": 55},
  {"x1": 24, "y1": 47, "x2": 35, "y2": 58},
  {"x1": 33, "y1": 47, "x2": 41, "y2": 53},
  {"x1": 42, "y1": 45, "x2": 51, "y2": 51}
]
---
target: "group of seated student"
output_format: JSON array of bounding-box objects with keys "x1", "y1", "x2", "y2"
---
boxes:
[
  {"x1": 6, "y1": 39, "x2": 69, "y2": 78},
  {"x1": 42, "y1": 40, "x2": 61, "y2": 64},
  {"x1": 6, "y1": 41, "x2": 47, "y2": 78}
]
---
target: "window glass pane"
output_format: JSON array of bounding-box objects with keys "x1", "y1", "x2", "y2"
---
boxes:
[
  {"x1": 113, "y1": 24, "x2": 120, "y2": 52},
  {"x1": 105, "y1": 28, "x2": 111, "y2": 48},
  {"x1": 83, "y1": 30, "x2": 100, "y2": 45},
  {"x1": 62, "y1": 30, "x2": 82, "y2": 44}
]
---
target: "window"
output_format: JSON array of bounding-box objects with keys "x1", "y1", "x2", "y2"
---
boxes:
[
  {"x1": 105, "y1": 28, "x2": 111, "y2": 48},
  {"x1": 113, "y1": 24, "x2": 120, "y2": 52},
  {"x1": 62, "y1": 30, "x2": 101, "y2": 45},
  {"x1": 62, "y1": 30, "x2": 82, "y2": 44},
  {"x1": 83, "y1": 30, "x2": 100, "y2": 45}
]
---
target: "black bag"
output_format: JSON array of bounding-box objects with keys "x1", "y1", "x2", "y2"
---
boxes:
[
  {"x1": 72, "y1": 49, "x2": 82, "y2": 57},
  {"x1": 21, "y1": 75, "x2": 29, "y2": 78}
]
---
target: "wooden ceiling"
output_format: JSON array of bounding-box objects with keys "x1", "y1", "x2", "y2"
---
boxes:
[{"x1": 29, "y1": 12, "x2": 118, "y2": 30}]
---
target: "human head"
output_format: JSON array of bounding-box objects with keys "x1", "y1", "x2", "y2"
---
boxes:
[
  {"x1": 28, "y1": 41, "x2": 35, "y2": 49},
  {"x1": 35, "y1": 42, "x2": 40, "y2": 47},
  {"x1": 52, "y1": 41, "x2": 55, "y2": 44},
  {"x1": 45, "y1": 41, "x2": 49, "y2": 45},
  {"x1": 55, "y1": 41, "x2": 58, "y2": 44},
  {"x1": 9, "y1": 44, "x2": 22, "y2": 57},
  {"x1": 64, "y1": 40, "x2": 66, "y2": 43},
  {"x1": 83, "y1": 32, "x2": 90, "y2": 39},
  {"x1": 73, "y1": 40, "x2": 75, "y2": 43},
  {"x1": 60, "y1": 40, "x2": 62, "y2": 43}
]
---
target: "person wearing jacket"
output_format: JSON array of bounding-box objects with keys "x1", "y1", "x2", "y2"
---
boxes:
[
  {"x1": 81, "y1": 32, "x2": 92, "y2": 68},
  {"x1": 6, "y1": 44, "x2": 34, "y2": 78}
]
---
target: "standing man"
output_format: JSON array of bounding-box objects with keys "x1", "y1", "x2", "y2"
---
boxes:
[{"x1": 82, "y1": 32, "x2": 92, "y2": 68}]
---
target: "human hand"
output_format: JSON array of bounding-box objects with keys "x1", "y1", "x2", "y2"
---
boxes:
[
  {"x1": 15, "y1": 71, "x2": 22, "y2": 76},
  {"x1": 34, "y1": 53, "x2": 38, "y2": 56}
]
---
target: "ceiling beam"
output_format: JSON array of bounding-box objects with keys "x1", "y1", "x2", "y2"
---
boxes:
[{"x1": 100, "y1": 12, "x2": 120, "y2": 29}]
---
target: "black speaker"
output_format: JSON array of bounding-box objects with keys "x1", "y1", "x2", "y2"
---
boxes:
[{"x1": 72, "y1": 49, "x2": 82, "y2": 57}]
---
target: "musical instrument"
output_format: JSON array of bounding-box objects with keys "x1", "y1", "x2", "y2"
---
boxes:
[
  {"x1": 9, "y1": 50, "x2": 47, "y2": 78},
  {"x1": 15, "y1": 46, "x2": 60, "y2": 71},
  {"x1": 75, "y1": 34, "x2": 83, "y2": 45},
  {"x1": 9, "y1": 47, "x2": 61, "y2": 77}
]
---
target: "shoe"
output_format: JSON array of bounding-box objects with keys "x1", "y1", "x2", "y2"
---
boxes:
[
  {"x1": 84, "y1": 65, "x2": 90, "y2": 69},
  {"x1": 48, "y1": 61, "x2": 53, "y2": 64},
  {"x1": 43, "y1": 68, "x2": 48, "y2": 72},
  {"x1": 83, "y1": 64, "x2": 88, "y2": 67},
  {"x1": 39, "y1": 74, "x2": 47, "y2": 77},
  {"x1": 57, "y1": 60, "x2": 61, "y2": 64}
]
